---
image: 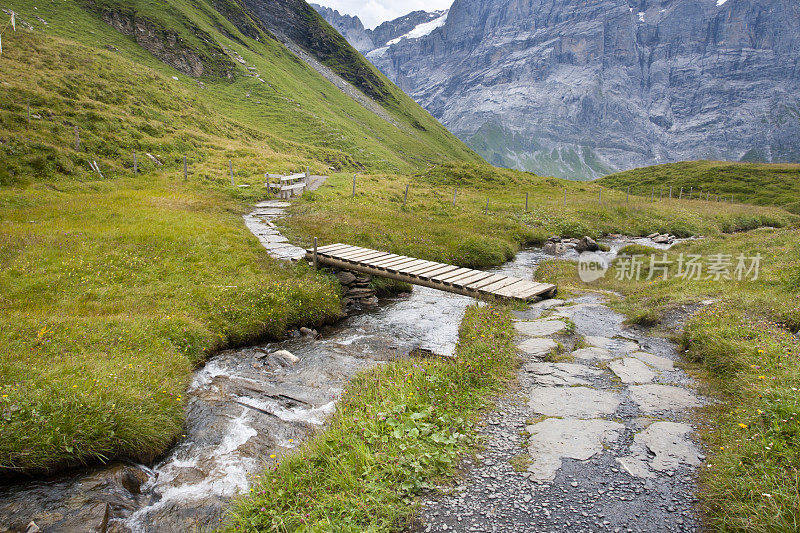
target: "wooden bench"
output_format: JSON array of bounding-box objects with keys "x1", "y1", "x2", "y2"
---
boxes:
[{"x1": 266, "y1": 172, "x2": 308, "y2": 199}]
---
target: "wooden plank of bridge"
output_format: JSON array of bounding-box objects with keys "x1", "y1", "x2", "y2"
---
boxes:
[
  {"x1": 340, "y1": 249, "x2": 389, "y2": 262},
  {"x1": 436, "y1": 268, "x2": 474, "y2": 283},
  {"x1": 317, "y1": 243, "x2": 351, "y2": 254},
  {"x1": 418, "y1": 265, "x2": 462, "y2": 280},
  {"x1": 401, "y1": 261, "x2": 444, "y2": 275},
  {"x1": 307, "y1": 243, "x2": 556, "y2": 302},
  {"x1": 444, "y1": 271, "x2": 494, "y2": 287},
  {"x1": 378, "y1": 257, "x2": 427, "y2": 271},
  {"x1": 365, "y1": 254, "x2": 405, "y2": 268},
  {"x1": 370, "y1": 256, "x2": 413, "y2": 269}
]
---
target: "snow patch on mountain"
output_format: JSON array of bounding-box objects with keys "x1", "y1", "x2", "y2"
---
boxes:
[{"x1": 386, "y1": 11, "x2": 448, "y2": 46}]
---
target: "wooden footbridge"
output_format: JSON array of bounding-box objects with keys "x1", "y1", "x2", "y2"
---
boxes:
[{"x1": 307, "y1": 243, "x2": 557, "y2": 302}]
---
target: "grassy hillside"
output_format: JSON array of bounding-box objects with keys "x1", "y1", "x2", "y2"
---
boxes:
[
  {"x1": 0, "y1": 0, "x2": 479, "y2": 187},
  {"x1": 599, "y1": 161, "x2": 800, "y2": 214},
  {"x1": 0, "y1": 0, "x2": 479, "y2": 474}
]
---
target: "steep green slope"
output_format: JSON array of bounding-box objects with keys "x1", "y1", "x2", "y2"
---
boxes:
[
  {"x1": 0, "y1": 0, "x2": 479, "y2": 186},
  {"x1": 599, "y1": 161, "x2": 800, "y2": 214}
]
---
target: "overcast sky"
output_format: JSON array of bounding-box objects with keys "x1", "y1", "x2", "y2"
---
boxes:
[{"x1": 314, "y1": 0, "x2": 454, "y2": 29}]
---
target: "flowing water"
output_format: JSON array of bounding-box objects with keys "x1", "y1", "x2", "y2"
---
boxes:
[{"x1": 0, "y1": 238, "x2": 671, "y2": 532}]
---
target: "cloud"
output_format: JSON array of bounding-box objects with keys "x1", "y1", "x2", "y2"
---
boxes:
[{"x1": 314, "y1": 0, "x2": 454, "y2": 29}]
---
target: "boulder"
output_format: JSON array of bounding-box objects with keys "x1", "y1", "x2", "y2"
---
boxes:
[
  {"x1": 361, "y1": 296, "x2": 379, "y2": 307},
  {"x1": 119, "y1": 466, "x2": 149, "y2": 495},
  {"x1": 576, "y1": 236, "x2": 599, "y2": 253},
  {"x1": 542, "y1": 242, "x2": 567, "y2": 255},
  {"x1": 345, "y1": 287, "x2": 375, "y2": 297},
  {"x1": 336, "y1": 271, "x2": 357, "y2": 285},
  {"x1": 272, "y1": 350, "x2": 299, "y2": 364}
]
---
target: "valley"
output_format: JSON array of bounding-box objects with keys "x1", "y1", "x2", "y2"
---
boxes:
[
  {"x1": 316, "y1": 0, "x2": 800, "y2": 179},
  {"x1": 0, "y1": 1, "x2": 799, "y2": 532}
]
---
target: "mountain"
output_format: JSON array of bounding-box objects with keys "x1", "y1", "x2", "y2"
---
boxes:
[
  {"x1": 311, "y1": 4, "x2": 448, "y2": 54},
  {"x1": 316, "y1": 0, "x2": 800, "y2": 180},
  {"x1": 0, "y1": 0, "x2": 479, "y2": 186},
  {"x1": 310, "y1": 4, "x2": 375, "y2": 53}
]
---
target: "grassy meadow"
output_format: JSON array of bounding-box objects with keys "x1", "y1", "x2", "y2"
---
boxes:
[
  {"x1": 0, "y1": 175, "x2": 342, "y2": 473},
  {"x1": 285, "y1": 162, "x2": 795, "y2": 269},
  {"x1": 535, "y1": 227, "x2": 800, "y2": 531},
  {"x1": 600, "y1": 161, "x2": 800, "y2": 214}
]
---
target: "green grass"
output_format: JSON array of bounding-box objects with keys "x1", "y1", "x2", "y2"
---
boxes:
[
  {"x1": 535, "y1": 227, "x2": 800, "y2": 531},
  {"x1": 285, "y1": 162, "x2": 796, "y2": 269},
  {"x1": 225, "y1": 304, "x2": 517, "y2": 532},
  {"x1": 599, "y1": 161, "x2": 800, "y2": 214},
  {"x1": 0, "y1": 175, "x2": 342, "y2": 474}
]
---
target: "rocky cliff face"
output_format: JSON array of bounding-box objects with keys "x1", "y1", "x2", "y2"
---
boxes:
[
  {"x1": 320, "y1": 0, "x2": 800, "y2": 179},
  {"x1": 311, "y1": 4, "x2": 446, "y2": 53},
  {"x1": 310, "y1": 4, "x2": 375, "y2": 52},
  {"x1": 84, "y1": 2, "x2": 236, "y2": 78}
]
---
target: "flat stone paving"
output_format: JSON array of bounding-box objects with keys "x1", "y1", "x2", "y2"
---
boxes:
[
  {"x1": 243, "y1": 200, "x2": 307, "y2": 261},
  {"x1": 416, "y1": 295, "x2": 703, "y2": 532}
]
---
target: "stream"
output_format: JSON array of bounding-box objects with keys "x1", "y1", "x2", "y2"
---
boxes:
[{"x1": 0, "y1": 237, "x2": 674, "y2": 533}]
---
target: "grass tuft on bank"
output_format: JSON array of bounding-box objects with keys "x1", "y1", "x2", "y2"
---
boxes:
[
  {"x1": 535, "y1": 227, "x2": 800, "y2": 531},
  {"x1": 225, "y1": 304, "x2": 517, "y2": 532}
]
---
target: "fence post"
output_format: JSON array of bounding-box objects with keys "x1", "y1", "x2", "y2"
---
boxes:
[
  {"x1": 453, "y1": 188, "x2": 457, "y2": 207},
  {"x1": 525, "y1": 191, "x2": 529, "y2": 212},
  {"x1": 669, "y1": 186, "x2": 673, "y2": 200},
  {"x1": 679, "y1": 187, "x2": 683, "y2": 200},
  {"x1": 313, "y1": 237, "x2": 318, "y2": 270},
  {"x1": 352, "y1": 174, "x2": 356, "y2": 198},
  {"x1": 651, "y1": 186, "x2": 654, "y2": 202},
  {"x1": 689, "y1": 187, "x2": 693, "y2": 200},
  {"x1": 133, "y1": 151, "x2": 137, "y2": 174},
  {"x1": 183, "y1": 155, "x2": 187, "y2": 181},
  {"x1": 403, "y1": 184, "x2": 409, "y2": 207},
  {"x1": 229, "y1": 160, "x2": 235, "y2": 186},
  {"x1": 74, "y1": 126, "x2": 80, "y2": 151}
]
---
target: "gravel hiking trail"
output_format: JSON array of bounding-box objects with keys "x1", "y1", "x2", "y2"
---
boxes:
[{"x1": 416, "y1": 295, "x2": 704, "y2": 533}]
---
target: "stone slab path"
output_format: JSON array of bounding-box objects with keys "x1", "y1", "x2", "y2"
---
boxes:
[
  {"x1": 243, "y1": 200, "x2": 307, "y2": 261},
  {"x1": 416, "y1": 295, "x2": 703, "y2": 532}
]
